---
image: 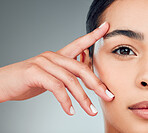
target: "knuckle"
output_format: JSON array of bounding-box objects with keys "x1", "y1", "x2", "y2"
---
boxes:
[
  {"x1": 67, "y1": 74, "x2": 77, "y2": 84},
  {"x1": 26, "y1": 63, "x2": 39, "y2": 72},
  {"x1": 80, "y1": 94, "x2": 89, "y2": 103},
  {"x1": 77, "y1": 36, "x2": 86, "y2": 47},
  {"x1": 62, "y1": 95, "x2": 71, "y2": 104},
  {"x1": 54, "y1": 80, "x2": 65, "y2": 90},
  {"x1": 79, "y1": 64, "x2": 89, "y2": 75},
  {"x1": 41, "y1": 51, "x2": 54, "y2": 56},
  {"x1": 34, "y1": 55, "x2": 46, "y2": 63},
  {"x1": 90, "y1": 30, "x2": 98, "y2": 42},
  {"x1": 23, "y1": 63, "x2": 40, "y2": 76},
  {"x1": 97, "y1": 80, "x2": 104, "y2": 86},
  {"x1": 76, "y1": 44, "x2": 83, "y2": 53}
]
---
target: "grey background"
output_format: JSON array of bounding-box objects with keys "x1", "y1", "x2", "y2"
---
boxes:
[{"x1": 0, "y1": 0, "x2": 105, "y2": 133}]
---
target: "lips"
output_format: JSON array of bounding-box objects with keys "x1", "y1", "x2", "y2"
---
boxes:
[
  {"x1": 128, "y1": 101, "x2": 148, "y2": 119},
  {"x1": 128, "y1": 101, "x2": 148, "y2": 110}
]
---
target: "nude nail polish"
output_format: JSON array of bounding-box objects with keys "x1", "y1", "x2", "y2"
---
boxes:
[
  {"x1": 90, "y1": 104, "x2": 98, "y2": 113},
  {"x1": 98, "y1": 21, "x2": 107, "y2": 28},
  {"x1": 106, "y1": 89, "x2": 114, "y2": 98},
  {"x1": 70, "y1": 106, "x2": 75, "y2": 115}
]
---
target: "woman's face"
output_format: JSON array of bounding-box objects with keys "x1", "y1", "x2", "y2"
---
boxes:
[{"x1": 93, "y1": 0, "x2": 148, "y2": 132}]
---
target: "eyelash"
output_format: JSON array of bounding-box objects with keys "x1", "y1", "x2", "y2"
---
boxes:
[{"x1": 111, "y1": 45, "x2": 137, "y2": 58}]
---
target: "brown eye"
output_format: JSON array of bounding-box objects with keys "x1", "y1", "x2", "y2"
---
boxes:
[{"x1": 112, "y1": 46, "x2": 135, "y2": 56}]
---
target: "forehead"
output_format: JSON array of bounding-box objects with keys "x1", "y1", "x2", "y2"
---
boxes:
[{"x1": 103, "y1": 0, "x2": 148, "y2": 40}]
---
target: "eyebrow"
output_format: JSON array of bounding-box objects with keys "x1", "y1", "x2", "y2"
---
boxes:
[{"x1": 104, "y1": 29, "x2": 144, "y2": 41}]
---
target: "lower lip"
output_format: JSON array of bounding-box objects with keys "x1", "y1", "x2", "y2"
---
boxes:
[{"x1": 130, "y1": 109, "x2": 148, "y2": 119}]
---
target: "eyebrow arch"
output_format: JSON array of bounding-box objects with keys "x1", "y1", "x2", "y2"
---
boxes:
[{"x1": 104, "y1": 29, "x2": 144, "y2": 41}]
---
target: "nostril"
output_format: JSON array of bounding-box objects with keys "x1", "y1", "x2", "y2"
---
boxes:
[{"x1": 141, "y1": 81, "x2": 147, "y2": 86}]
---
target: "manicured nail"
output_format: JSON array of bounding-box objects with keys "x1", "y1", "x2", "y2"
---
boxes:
[
  {"x1": 90, "y1": 104, "x2": 98, "y2": 114},
  {"x1": 70, "y1": 106, "x2": 75, "y2": 115},
  {"x1": 105, "y1": 89, "x2": 114, "y2": 98},
  {"x1": 99, "y1": 21, "x2": 107, "y2": 28}
]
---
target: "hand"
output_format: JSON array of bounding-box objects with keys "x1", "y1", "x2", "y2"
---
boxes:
[{"x1": 0, "y1": 22, "x2": 114, "y2": 116}]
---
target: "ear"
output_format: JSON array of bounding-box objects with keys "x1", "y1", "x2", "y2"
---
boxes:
[{"x1": 80, "y1": 48, "x2": 93, "y2": 71}]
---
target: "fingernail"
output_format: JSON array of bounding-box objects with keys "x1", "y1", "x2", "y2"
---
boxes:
[
  {"x1": 98, "y1": 21, "x2": 107, "y2": 28},
  {"x1": 70, "y1": 106, "x2": 75, "y2": 115},
  {"x1": 90, "y1": 104, "x2": 98, "y2": 114},
  {"x1": 105, "y1": 89, "x2": 114, "y2": 98}
]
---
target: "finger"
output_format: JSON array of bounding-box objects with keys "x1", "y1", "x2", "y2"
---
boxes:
[
  {"x1": 56, "y1": 22, "x2": 109, "y2": 58},
  {"x1": 32, "y1": 56, "x2": 98, "y2": 116},
  {"x1": 24, "y1": 64, "x2": 75, "y2": 116},
  {"x1": 40, "y1": 52, "x2": 114, "y2": 101}
]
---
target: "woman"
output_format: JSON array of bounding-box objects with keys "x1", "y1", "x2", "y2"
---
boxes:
[
  {"x1": 86, "y1": 0, "x2": 148, "y2": 132},
  {"x1": 0, "y1": 0, "x2": 148, "y2": 132}
]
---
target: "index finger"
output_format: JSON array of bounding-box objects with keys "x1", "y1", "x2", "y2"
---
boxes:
[{"x1": 56, "y1": 22, "x2": 109, "y2": 58}]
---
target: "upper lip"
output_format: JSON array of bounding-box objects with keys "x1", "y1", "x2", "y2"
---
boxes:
[{"x1": 128, "y1": 101, "x2": 148, "y2": 110}]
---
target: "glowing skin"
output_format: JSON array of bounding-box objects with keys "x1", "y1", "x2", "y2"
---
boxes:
[{"x1": 81, "y1": 0, "x2": 148, "y2": 132}]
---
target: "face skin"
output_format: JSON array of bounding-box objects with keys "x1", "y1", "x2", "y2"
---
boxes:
[{"x1": 80, "y1": 0, "x2": 148, "y2": 133}]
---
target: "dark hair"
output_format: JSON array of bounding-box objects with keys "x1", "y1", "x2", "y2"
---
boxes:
[{"x1": 86, "y1": 0, "x2": 115, "y2": 60}]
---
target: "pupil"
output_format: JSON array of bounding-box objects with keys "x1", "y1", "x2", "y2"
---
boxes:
[{"x1": 120, "y1": 47, "x2": 130, "y2": 55}]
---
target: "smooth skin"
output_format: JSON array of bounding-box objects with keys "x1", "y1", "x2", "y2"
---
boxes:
[
  {"x1": 0, "y1": 22, "x2": 113, "y2": 116},
  {"x1": 81, "y1": 0, "x2": 148, "y2": 132}
]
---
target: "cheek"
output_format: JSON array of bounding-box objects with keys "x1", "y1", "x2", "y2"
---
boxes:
[
  {"x1": 93, "y1": 50, "x2": 141, "y2": 131},
  {"x1": 93, "y1": 50, "x2": 136, "y2": 98},
  {"x1": 93, "y1": 51, "x2": 128, "y2": 109},
  {"x1": 93, "y1": 54, "x2": 128, "y2": 131}
]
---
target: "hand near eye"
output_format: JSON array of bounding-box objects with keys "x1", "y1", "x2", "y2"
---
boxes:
[{"x1": 0, "y1": 22, "x2": 114, "y2": 116}]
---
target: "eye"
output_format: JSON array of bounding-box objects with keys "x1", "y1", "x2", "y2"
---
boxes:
[{"x1": 112, "y1": 45, "x2": 136, "y2": 58}]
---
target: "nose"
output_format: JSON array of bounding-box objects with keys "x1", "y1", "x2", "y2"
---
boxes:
[
  {"x1": 136, "y1": 58, "x2": 148, "y2": 89},
  {"x1": 137, "y1": 74, "x2": 148, "y2": 88},
  {"x1": 141, "y1": 81, "x2": 148, "y2": 87}
]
